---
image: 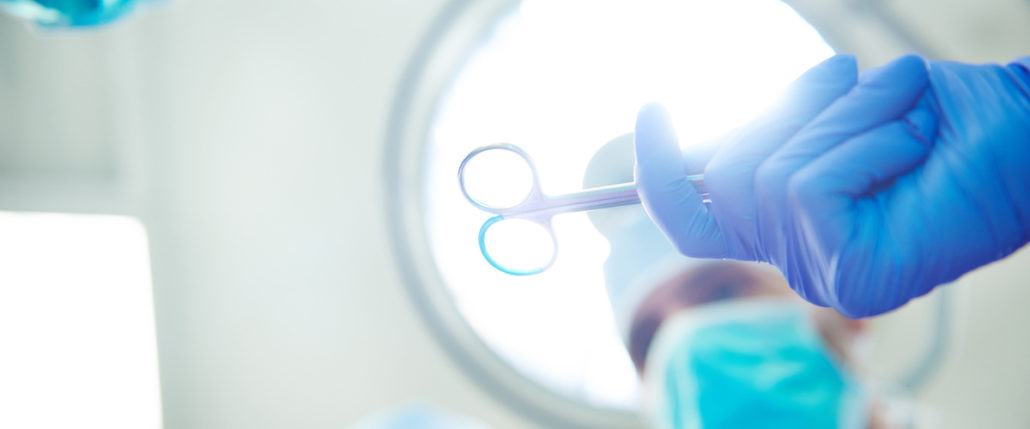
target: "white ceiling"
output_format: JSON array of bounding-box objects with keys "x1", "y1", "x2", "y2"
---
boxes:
[{"x1": 0, "y1": 2, "x2": 1027, "y2": 429}]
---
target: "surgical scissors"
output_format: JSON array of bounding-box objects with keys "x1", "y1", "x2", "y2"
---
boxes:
[{"x1": 459, "y1": 143, "x2": 707, "y2": 275}]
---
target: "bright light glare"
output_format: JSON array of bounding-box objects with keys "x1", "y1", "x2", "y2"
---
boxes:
[
  {"x1": 425, "y1": 0, "x2": 832, "y2": 410},
  {"x1": 483, "y1": 218, "x2": 555, "y2": 273},
  {"x1": 461, "y1": 148, "x2": 535, "y2": 209},
  {"x1": 0, "y1": 212, "x2": 162, "y2": 429}
]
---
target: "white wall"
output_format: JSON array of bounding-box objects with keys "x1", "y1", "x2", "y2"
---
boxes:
[
  {"x1": 0, "y1": 1, "x2": 1028, "y2": 428},
  {"x1": 126, "y1": 1, "x2": 538, "y2": 428},
  {"x1": 0, "y1": 1, "x2": 541, "y2": 428}
]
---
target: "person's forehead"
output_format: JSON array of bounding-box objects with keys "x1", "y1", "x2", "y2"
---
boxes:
[{"x1": 646, "y1": 261, "x2": 791, "y2": 308}]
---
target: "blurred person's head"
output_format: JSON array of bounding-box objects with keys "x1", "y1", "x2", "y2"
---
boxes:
[
  {"x1": 626, "y1": 260, "x2": 862, "y2": 375},
  {"x1": 586, "y1": 134, "x2": 877, "y2": 429}
]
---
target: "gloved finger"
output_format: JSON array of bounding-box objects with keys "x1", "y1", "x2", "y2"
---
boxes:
[
  {"x1": 707, "y1": 54, "x2": 858, "y2": 169},
  {"x1": 791, "y1": 97, "x2": 936, "y2": 244},
  {"x1": 754, "y1": 55, "x2": 929, "y2": 258},
  {"x1": 786, "y1": 99, "x2": 938, "y2": 314},
  {"x1": 702, "y1": 54, "x2": 858, "y2": 259},
  {"x1": 759, "y1": 54, "x2": 929, "y2": 180},
  {"x1": 682, "y1": 144, "x2": 719, "y2": 176},
  {"x1": 772, "y1": 54, "x2": 860, "y2": 128},
  {"x1": 634, "y1": 102, "x2": 724, "y2": 258}
]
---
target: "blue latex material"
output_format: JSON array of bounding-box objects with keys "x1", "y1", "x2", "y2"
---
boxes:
[
  {"x1": 0, "y1": 0, "x2": 139, "y2": 27},
  {"x1": 647, "y1": 300, "x2": 864, "y2": 429},
  {"x1": 634, "y1": 54, "x2": 1030, "y2": 317}
]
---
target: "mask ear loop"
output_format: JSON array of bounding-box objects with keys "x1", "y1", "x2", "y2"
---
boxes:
[
  {"x1": 854, "y1": 289, "x2": 950, "y2": 429},
  {"x1": 898, "y1": 286, "x2": 952, "y2": 392}
]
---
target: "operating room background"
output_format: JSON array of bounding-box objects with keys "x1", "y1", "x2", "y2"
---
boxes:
[{"x1": 0, "y1": 0, "x2": 1028, "y2": 428}]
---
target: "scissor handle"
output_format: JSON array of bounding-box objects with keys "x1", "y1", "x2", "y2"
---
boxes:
[
  {"x1": 458, "y1": 143, "x2": 544, "y2": 214},
  {"x1": 461, "y1": 142, "x2": 709, "y2": 276},
  {"x1": 476, "y1": 215, "x2": 558, "y2": 275}
]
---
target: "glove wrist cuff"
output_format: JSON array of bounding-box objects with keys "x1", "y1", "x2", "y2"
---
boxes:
[
  {"x1": 1008, "y1": 57, "x2": 1030, "y2": 106},
  {"x1": 1004, "y1": 59, "x2": 1030, "y2": 242}
]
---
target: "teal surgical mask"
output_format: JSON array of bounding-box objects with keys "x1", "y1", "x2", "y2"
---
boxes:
[
  {"x1": 0, "y1": 0, "x2": 140, "y2": 27},
  {"x1": 644, "y1": 298, "x2": 867, "y2": 429}
]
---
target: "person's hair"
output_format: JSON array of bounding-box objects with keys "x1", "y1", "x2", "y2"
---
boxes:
[
  {"x1": 628, "y1": 313, "x2": 663, "y2": 373},
  {"x1": 626, "y1": 261, "x2": 765, "y2": 374}
]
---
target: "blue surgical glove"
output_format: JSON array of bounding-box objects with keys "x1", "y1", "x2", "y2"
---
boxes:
[{"x1": 634, "y1": 54, "x2": 1030, "y2": 317}]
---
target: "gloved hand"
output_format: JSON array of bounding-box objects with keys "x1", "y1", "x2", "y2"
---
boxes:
[{"x1": 634, "y1": 54, "x2": 1030, "y2": 317}]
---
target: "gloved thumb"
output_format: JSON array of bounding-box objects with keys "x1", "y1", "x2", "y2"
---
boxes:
[
  {"x1": 634, "y1": 103, "x2": 723, "y2": 258},
  {"x1": 635, "y1": 103, "x2": 683, "y2": 181}
]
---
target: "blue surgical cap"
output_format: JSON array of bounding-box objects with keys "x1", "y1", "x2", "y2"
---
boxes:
[{"x1": 584, "y1": 133, "x2": 698, "y2": 343}]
